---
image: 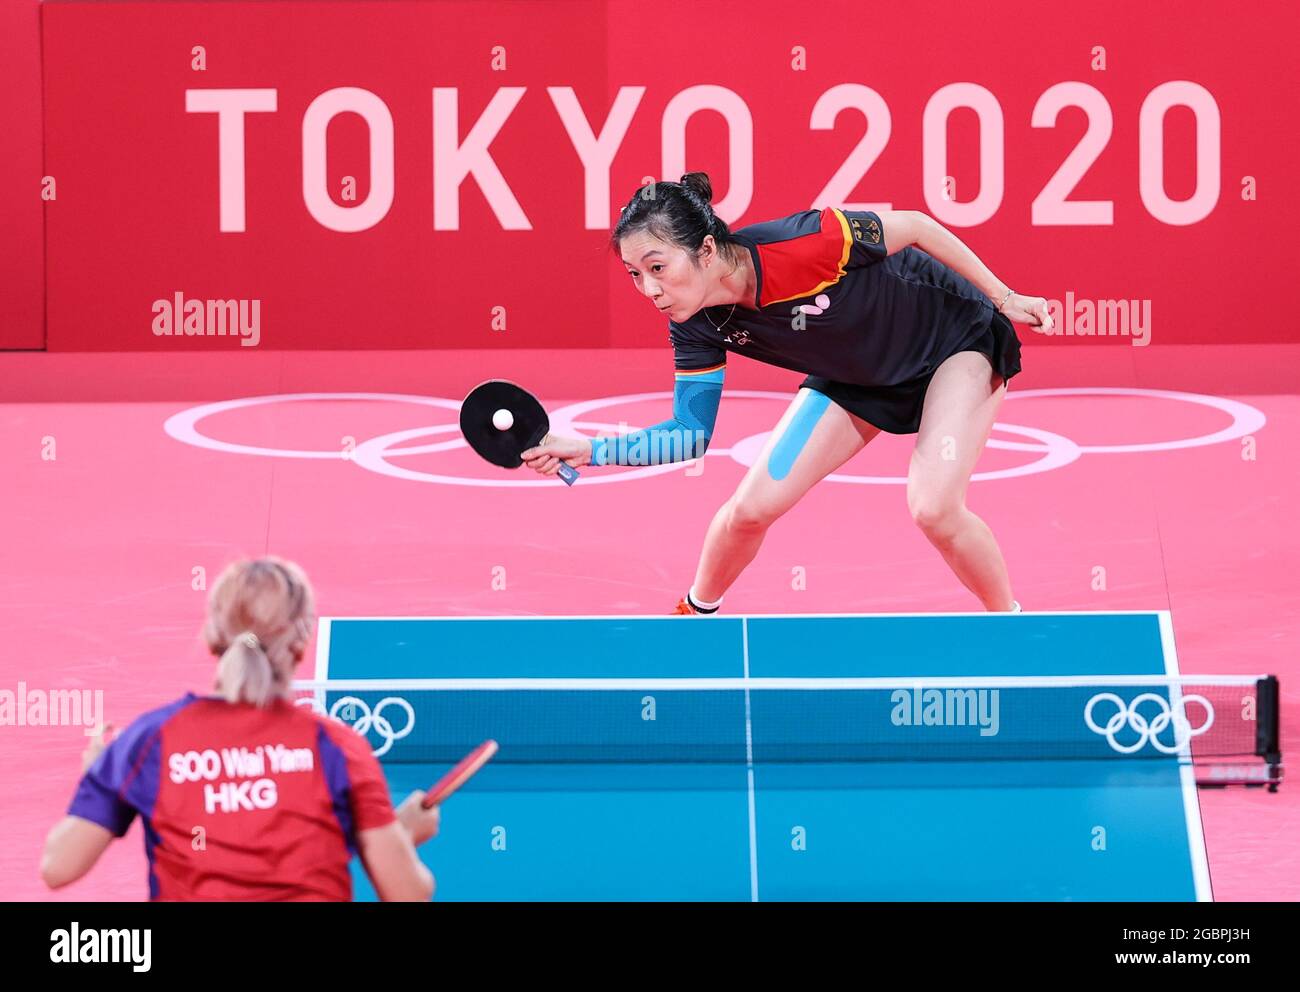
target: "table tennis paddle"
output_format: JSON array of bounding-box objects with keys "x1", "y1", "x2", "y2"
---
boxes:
[
  {"x1": 460, "y1": 379, "x2": 579, "y2": 486},
  {"x1": 422, "y1": 739, "x2": 499, "y2": 808}
]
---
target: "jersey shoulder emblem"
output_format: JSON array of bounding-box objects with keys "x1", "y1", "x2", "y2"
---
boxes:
[{"x1": 849, "y1": 214, "x2": 882, "y2": 245}]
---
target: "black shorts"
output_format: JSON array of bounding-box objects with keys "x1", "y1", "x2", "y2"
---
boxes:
[{"x1": 799, "y1": 311, "x2": 1023, "y2": 435}]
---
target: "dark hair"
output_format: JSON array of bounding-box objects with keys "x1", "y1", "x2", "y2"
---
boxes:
[{"x1": 611, "y1": 172, "x2": 741, "y2": 266}]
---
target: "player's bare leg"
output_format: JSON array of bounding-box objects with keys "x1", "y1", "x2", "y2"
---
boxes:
[
  {"x1": 906, "y1": 351, "x2": 1014, "y2": 611},
  {"x1": 684, "y1": 388, "x2": 879, "y2": 610}
]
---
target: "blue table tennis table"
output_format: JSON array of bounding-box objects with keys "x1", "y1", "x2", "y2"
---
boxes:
[{"x1": 307, "y1": 612, "x2": 1214, "y2": 901}]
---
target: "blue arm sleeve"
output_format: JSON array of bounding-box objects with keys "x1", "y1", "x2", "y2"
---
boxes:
[{"x1": 589, "y1": 368, "x2": 724, "y2": 466}]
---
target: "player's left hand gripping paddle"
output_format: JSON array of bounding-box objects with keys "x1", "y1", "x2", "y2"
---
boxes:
[{"x1": 460, "y1": 379, "x2": 580, "y2": 486}]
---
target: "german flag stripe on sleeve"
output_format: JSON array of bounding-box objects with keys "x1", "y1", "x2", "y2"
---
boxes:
[{"x1": 675, "y1": 362, "x2": 726, "y2": 377}]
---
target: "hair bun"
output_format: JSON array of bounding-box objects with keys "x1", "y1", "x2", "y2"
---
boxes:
[{"x1": 680, "y1": 172, "x2": 713, "y2": 205}]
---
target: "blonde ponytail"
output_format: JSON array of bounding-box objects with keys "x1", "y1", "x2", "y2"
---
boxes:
[
  {"x1": 203, "y1": 559, "x2": 317, "y2": 707},
  {"x1": 216, "y1": 631, "x2": 276, "y2": 706}
]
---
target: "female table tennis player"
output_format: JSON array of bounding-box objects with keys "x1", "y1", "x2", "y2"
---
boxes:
[
  {"x1": 40, "y1": 557, "x2": 442, "y2": 901},
  {"x1": 522, "y1": 173, "x2": 1054, "y2": 614}
]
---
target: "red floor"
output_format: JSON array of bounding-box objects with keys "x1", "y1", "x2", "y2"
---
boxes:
[{"x1": 2, "y1": 343, "x2": 1297, "y2": 901}]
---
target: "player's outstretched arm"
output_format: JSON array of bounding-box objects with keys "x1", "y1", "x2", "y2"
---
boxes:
[
  {"x1": 522, "y1": 369, "x2": 724, "y2": 475},
  {"x1": 876, "y1": 209, "x2": 1053, "y2": 331}
]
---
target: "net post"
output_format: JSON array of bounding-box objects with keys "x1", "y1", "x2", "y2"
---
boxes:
[{"x1": 1255, "y1": 676, "x2": 1282, "y2": 792}]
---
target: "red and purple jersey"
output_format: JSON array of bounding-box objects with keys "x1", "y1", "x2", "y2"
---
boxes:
[{"x1": 68, "y1": 693, "x2": 396, "y2": 901}]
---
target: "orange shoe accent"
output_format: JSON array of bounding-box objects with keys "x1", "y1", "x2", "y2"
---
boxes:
[{"x1": 672, "y1": 597, "x2": 697, "y2": 615}]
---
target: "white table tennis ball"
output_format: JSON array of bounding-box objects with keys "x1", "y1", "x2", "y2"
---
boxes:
[{"x1": 492, "y1": 408, "x2": 514, "y2": 431}]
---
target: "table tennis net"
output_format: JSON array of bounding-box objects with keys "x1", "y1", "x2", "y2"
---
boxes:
[{"x1": 290, "y1": 675, "x2": 1281, "y2": 785}]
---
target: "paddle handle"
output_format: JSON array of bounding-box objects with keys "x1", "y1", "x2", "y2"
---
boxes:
[{"x1": 527, "y1": 424, "x2": 579, "y2": 486}]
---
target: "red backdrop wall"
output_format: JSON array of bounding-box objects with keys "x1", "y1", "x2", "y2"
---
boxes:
[
  {"x1": 28, "y1": 0, "x2": 1300, "y2": 351},
  {"x1": 0, "y1": 0, "x2": 46, "y2": 349}
]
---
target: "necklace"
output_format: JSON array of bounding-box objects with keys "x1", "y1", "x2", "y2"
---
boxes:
[
  {"x1": 705, "y1": 303, "x2": 737, "y2": 332},
  {"x1": 706, "y1": 253, "x2": 751, "y2": 333}
]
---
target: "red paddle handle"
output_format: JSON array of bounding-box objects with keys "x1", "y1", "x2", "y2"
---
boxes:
[{"x1": 422, "y1": 739, "x2": 499, "y2": 808}]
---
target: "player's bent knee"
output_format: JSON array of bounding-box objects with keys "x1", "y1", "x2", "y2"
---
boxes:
[
  {"x1": 909, "y1": 497, "x2": 964, "y2": 540},
  {"x1": 726, "y1": 497, "x2": 777, "y2": 533}
]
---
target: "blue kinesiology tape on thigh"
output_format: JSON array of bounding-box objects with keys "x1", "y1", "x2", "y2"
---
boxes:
[{"x1": 768, "y1": 389, "x2": 831, "y2": 481}]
